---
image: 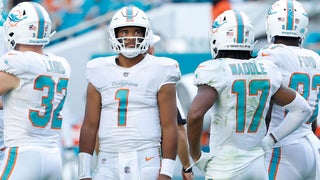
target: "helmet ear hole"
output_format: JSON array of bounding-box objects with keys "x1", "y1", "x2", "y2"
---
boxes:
[{"x1": 10, "y1": 40, "x2": 15, "y2": 47}]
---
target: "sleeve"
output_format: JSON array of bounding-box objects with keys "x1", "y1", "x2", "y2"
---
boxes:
[
  {"x1": 85, "y1": 60, "x2": 94, "y2": 83},
  {"x1": 164, "y1": 60, "x2": 181, "y2": 85},
  {"x1": 193, "y1": 60, "x2": 226, "y2": 93},
  {"x1": 85, "y1": 58, "x2": 103, "y2": 86},
  {"x1": 0, "y1": 52, "x2": 27, "y2": 76}
]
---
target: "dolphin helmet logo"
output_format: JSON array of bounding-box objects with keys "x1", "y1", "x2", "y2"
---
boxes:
[
  {"x1": 8, "y1": 9, "x2": 27, "y2": 26},
  {"x1": 212, "y1": 18, "x2": 227, "y2": 33}
]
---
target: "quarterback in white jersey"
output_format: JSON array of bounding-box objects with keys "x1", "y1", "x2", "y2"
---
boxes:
[
  {"x1": 187, "y1": 9, "x2": 311, "y2": 180},
  {"x1": 0, "y1": 2, "x2": 71, "y2": 179},
  {"x1": 86, "y1": 54, "x2": 180, "y2": 152},
  {"x1": 258, "y1": 0, "x2": 320, "y2": 179},
  {"x1": 78, "y1": 6, "x2": 181, "y2": 180}
]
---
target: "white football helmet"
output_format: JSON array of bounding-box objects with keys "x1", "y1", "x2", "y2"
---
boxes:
[
  {"x1": 210, "y1": 9, "x2": 255, "y2": 58},
  {"x1": 4, "y1": 2, "x2": 52, "y2": 49},
  {"x1": 109, "y1": 6, "x2": 152, "y2": 58},
  {"x1": 266, "y1": 0, "x2": 309, "y2": 43}
]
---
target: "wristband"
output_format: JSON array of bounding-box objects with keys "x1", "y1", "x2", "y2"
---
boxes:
[
  {"x1": 78, "y1": 152, "x2": 92, "y2": 179},
  {"x1": 160, "y1": 158, "x2": 176, "y2": 178},
  {"x1": 183, "y1": 167, "x2": 193, "y2": 173},
  {"x1": 270, "y1": 133, "x2": 278, "y2": 143}
]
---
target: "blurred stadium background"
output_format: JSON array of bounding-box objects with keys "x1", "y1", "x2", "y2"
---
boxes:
[{"x1": 2, "y1": 0, "x2": 320, "y2": 179}]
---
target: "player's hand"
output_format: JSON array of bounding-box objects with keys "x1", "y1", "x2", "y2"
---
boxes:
[
  {"x1": 182, "y1": 168, "x2": 194, "y2": 180},
  {"x1": 261, "y1": 134, "x2": 275, "y2": 155},
  {"x1": 189, "y1": 152, "x2": 215, "y2": 173}
]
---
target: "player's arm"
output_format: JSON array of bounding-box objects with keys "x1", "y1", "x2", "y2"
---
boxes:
[
  {"x1": 176, "y1": 97, "x2": 194, "y2": 179},
  {"x1": 158, "y1": 83, "x2": 178, "y2": 179},
  {"x1": 262, "y1": 85, "x2": 312, "y2": 152},
  {"x1": 0, "y1": 72, "x2": 19, "y2": 96},
  {"x1": 187, "y1": 85, "x2": 217, "y2": 162},
  {"x1": 177, "y1": 123, "x2": 194, "y2": 180},
  {"x1": 78, "y1": 82, "x2": 101, "y2": 180}
]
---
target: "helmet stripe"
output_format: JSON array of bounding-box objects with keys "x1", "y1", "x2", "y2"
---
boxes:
[
  {"x1": 32, "y1": 3, "x2": 45, "y2": 39},
  {"x1": 126, "y1": 6, "x2": 134, "y2": 22},
  {"x1": 286, "y1": 0, "x2": 294, "y2": 30},
  {"x1": 234, "y1": 10, "x2": 244, "y2": 43}
]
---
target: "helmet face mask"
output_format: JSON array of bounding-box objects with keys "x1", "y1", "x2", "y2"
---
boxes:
[
  {"x1": 4, "y1": 2, "x2": 52, "y2": 49},
  {"x1": 210, "y1": 10, "x2": 255, "y2": 59},
  {"x1": 109, "y1": 6, "x2": 152, "y2": 58},
  {"x1": 266, "y1": 0, "x2": 309, "y2": 44}
]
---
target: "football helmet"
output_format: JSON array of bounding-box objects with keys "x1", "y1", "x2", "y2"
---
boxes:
[
  {"x1": 4, "y1": 2, "x2": 52, "y2": 49},
  {"x1": 210, "y1": 9, "x2": 255, "y2": 58},
  {"x1": 109, "y1": 6, "x2": 152, "y2": 58},
  {"x1": 266, "y1": 0, "x2": 309, "y2": 43}
]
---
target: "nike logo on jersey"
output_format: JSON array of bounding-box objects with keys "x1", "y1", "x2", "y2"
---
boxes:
[
  {"x1": 261, "y1": 53, "x2": 270, "y2": 57},
  {"x1": 145, "y1": 156, "x2": 154, "y2": 161}
]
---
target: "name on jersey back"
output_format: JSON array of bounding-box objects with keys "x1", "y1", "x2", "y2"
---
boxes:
[
  {"x1": 229, "y1": 62, "x2": 267, "y2": 76},
  {"x1": 43, "y1": 59, "x2": 66, "y2": 74}
]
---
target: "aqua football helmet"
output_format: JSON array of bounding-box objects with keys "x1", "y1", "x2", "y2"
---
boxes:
[
  {"x1": 4, "y1": 2, "x2": 52, "y2": 49},
  {"x1": 266, "y1": 0, "x2": 309, "y2": 43},
  {"x1": 109, "y1": 6, "x2": 152, "y2": 58},
  {"x1": 210, "y1": 9, "x2": 255, "y2": 58}
]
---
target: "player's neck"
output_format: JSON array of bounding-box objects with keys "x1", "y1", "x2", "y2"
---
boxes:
[
  {"x1": 15, "y1": 44, "x2": 44, "y2": 54},
  {"x1": 274, "y1": 38, "x2": 300, "y2": 47},
  {"x1": 117, "y1": 53, "x2": 146, "y2": 68}
]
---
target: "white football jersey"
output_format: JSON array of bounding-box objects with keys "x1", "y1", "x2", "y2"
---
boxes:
[
  {"x1": 194, "y1": 58, "x2": 282, "y2": 150},
  {"x1": 258, "y1": 44, "x2": 320, "y2": 145},
  {"x1": 86, "y1": 54, "x2": 181, "y2": 152},
  {"x1": 0, "y1": 50, "x2": 71, "y2": 148}
]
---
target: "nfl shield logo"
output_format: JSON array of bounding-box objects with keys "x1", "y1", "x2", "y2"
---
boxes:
[{"x1": 124, "y1": 166, "x2": 130, "y2": 173}]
